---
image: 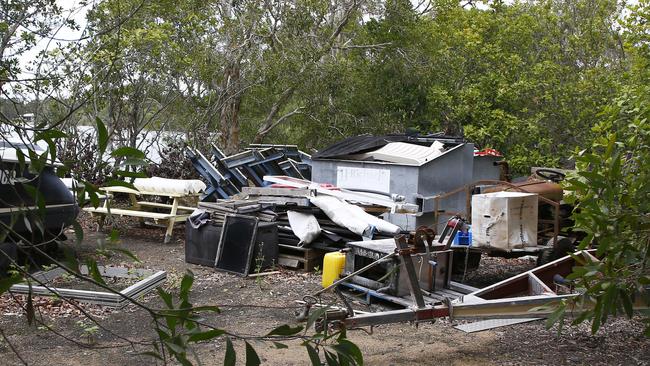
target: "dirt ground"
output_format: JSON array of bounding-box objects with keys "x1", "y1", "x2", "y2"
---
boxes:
[{"x1": 0, "y1": 217, "x2": 648, "y2": 366}]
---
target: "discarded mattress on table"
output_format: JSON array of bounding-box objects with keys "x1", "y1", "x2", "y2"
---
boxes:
[{"x1": 133, "y1": 177, "x2": 206, "y2": 195}]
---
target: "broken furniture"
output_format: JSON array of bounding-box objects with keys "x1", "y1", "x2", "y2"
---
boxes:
[
  {"x1": 185, "y1": 221, "x2": 223, "y2": 267},
  {"x1": 185, "y1": 198, "x2": 280, "y2": 274},
  {"x1": 197, "y1": 199, "x2": 277, "y2": 226},
  {"x1": 247, "y1": 144, "x2": 312, "y2": 180},
  {"x1": 83, "y1": 178, "x2": 204, "y2": 243},
  {"x1": 10, "y1": 265, "x2": 167, "y2": 308},
  {"x1": 236, "y1": 181, "x2": 406, "y2": 245},
  {"x1": 310, "y1": 133, "x2": 474, "y2": 230},
  {"x1": 189, "y1": 180, "x2": 405, "y2": 274},
  {"x1": 185, "y1": 147, "x2": 240, "y2": 200}
]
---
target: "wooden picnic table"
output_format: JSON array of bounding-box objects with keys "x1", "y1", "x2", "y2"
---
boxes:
[{"x1": 83, "y1": 186, "x2": 198, "y2": 243}]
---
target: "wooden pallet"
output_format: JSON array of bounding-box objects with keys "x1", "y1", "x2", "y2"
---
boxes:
[{"x1": 277, "y1": 244, "x2": 325, "y2": 272}]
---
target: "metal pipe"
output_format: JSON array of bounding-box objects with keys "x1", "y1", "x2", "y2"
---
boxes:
[{"x1": 313, "y1": 252, "x2": 397, "y2": 296}]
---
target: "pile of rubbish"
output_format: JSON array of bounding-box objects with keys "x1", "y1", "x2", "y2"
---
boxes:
[
  {"x1": 186, "y1": 175, "x2": 415, "y2": 273},
  {"x1": 186, "y1": 143, "x2": 311, "y2": 201}
]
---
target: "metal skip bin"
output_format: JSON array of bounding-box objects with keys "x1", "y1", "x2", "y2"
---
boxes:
[{"x1": 311, "y1": 135, "x2": 475, "y2": 231}]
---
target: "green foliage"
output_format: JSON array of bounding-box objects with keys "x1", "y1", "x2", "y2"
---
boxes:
[
  {"x1": 151, "y1": 270, "x2": 224, "y2": 365},
  {"x1": 550, "y1": 2, "x2": 650, "y2": 335},
  {"x1": 303, "y1": 0, "x2": 624, "y2": 174},
  {"x1": 76, "y1": 320, "x2": 100, "y2": 344},
  {"x1": 559, "y1": 84, "x2": 650, "y2": 335},
  {"x1": 11, "y1": 0, "x2": 636, "y2": 176}
]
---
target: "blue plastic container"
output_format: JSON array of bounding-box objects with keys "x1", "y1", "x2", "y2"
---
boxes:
[{"x1": 453, "y1": 230, "x2": 472, "y2": 246}]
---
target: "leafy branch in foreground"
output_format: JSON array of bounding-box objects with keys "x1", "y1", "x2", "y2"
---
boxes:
[
  {"x1": 151, "y1": 270, "x2": 363, "y2": 365},
  {"x1": 551, "y1": 85, "x2": 650, "y2": 336},
  {"x1": 1, "y1": 119, "x2": 364, "y2": 365}
]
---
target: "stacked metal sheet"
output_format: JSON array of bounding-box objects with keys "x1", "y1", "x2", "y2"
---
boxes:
[{"x1": 186, "y1": 144, "x2": 312, "y2": 201}]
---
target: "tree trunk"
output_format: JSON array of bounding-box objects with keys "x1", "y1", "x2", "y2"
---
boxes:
[{"x1": 219, "y1": 62, "x2": 242, "y2": 155}]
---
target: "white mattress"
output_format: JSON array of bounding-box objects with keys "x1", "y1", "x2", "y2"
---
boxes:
[{"x1": 133, "y1": 177, "x2": 206, "y2": 195}]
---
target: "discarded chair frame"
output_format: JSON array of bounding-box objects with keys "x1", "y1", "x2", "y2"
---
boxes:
[{"x1": 186, "y1": 144, "x2": 312, "y2": 201}]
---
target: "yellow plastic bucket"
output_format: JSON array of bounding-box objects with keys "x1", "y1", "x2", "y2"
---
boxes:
[{"x1": 321, "y1": 251, "x2": 346, "y2": 288}]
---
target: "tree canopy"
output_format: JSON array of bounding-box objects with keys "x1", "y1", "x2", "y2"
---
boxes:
[{"x1": 4, "y1": 0, "x2": 645, "y2": 175}]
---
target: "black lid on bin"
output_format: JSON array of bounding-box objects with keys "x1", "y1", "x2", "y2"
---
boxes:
[{"x1": 313, "y1": 133, "x2": 465, "y2": 160}]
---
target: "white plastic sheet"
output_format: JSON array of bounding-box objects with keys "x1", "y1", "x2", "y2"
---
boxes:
[
  {"x1": 310, "y1": 195, "x2": 401, "y2": 237},
  {"x1": 287, "y1": 210, "x2": 322, "y2": 246},
  {"x1": 348, "y1": 204, "x2": 401, "y2": 235}
]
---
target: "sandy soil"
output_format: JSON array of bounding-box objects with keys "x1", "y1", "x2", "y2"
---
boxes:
[{"x1": 0, "y1": 217, "x2": 647, "y2": 366}]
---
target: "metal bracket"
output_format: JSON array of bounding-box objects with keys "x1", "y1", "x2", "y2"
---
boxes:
[{"x1": 394, "y1": 235, "x2": 426, "y2": 309}]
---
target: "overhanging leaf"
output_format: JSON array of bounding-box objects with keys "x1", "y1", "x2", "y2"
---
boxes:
[
  {"x1": 0, "y1": 272, "x2": 23, "y2": 294},
  {"x1": 245, "y1": 341, "x2": 261, "y2": 366},
  {"x1": 266, "y1": 324, "x2": 304, "y2": 337},
  {"x1": 96, "y1": 117, "x2": 109, "y2": 155},
  {"x1": 224, "y1": 337, "x2": 236, "y2": 366},
  {"x1": 305, "y1": 343, "x2": 321, "y2": 366},
  {"x1": 332, "y1": 339, "x2": 363, "y2": 365},
  {"x1": 111, "y1": 146, "x2": 145, "y2": 159},
  {"x1": 107, "y1": 247, "x2": 141, "y2": 263},
  {"x1": 86, "y1": 259, "x2": 107, "y2": 286},
  {"x1": 187, "y1": 329, "x2": 225, "y2": 342}
]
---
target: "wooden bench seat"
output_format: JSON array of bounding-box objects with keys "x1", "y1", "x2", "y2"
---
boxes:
[
  {"x1": 83, "y1": 207, "x2": 175, "y2": 220},
  {"x1": 84, "y1": 186, "x2": 200, "y2": 243},
  {"x1": 135, "y1": 201, "x2": 195, "y2": 212}
]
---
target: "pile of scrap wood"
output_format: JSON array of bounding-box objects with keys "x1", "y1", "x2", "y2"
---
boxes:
[{"x1": 197, "y1": 200, "x2": 278, "y2": 226}]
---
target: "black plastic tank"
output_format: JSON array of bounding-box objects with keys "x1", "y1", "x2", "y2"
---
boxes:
[{"x1": 0, "y1": 141, "x2": 79, "y2": 268}]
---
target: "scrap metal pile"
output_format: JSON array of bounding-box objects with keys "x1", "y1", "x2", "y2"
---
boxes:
[
  {"x1": 186, "y1": 174, "x2": 418, "y2": 272},
  {"x1": 185, "y1": 143, "x2": 312, "y2": 201}
]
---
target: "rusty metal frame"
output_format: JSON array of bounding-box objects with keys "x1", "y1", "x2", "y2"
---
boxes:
[{"x1": 339, "y1": 250, "x2": 607, "y2": 328}]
